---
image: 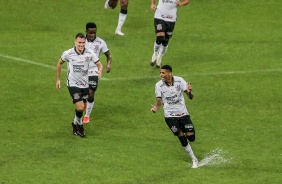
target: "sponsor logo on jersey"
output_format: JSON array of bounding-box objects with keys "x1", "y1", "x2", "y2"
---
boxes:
[
  {"x1": 185, "y1": 124, "x2": 194, "y2": 129},
  {"x1": 170, "y1": 112, "x2": 185, "y2": 116},
  {"x1": 161, "y1": 15, "x2": 173, "y2": 19},
  {"x1": 89, "y1": 81, "x2": 97, "y2": 85}
]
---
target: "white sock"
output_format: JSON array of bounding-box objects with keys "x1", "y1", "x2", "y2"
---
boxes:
[
  {"x1": 158, "y1": 44, "x2": 168, "y2": 58},
  {"x1": 117, "y1": 13, "x2": 127, "y2": 29},
  {"x1": 85, "y1": 101, "x2": 94, "y2": 117},
  {"x1": 154, "y1": 41, "x2": 161, "y2": 55},
  {"x1": 184, "y1": 143, "x2": 197, "y2": 161},
  {"x1": 74, "y1": 115, "x2": 82, "y2": 125}
]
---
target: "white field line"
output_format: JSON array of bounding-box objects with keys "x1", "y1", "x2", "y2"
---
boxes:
[
  {"x1": 1, "y1": 54, "x2": 281, "y2": 81},
  {"x1": 197, "y1": 148, "x2": 232, "y2": 168},
  {"x1": 0, "y1": 54, "x2": 109, "y2": 80}
]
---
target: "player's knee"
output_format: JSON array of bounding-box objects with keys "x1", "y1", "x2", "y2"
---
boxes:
[
  {"x1": 156, "y1": 36, "x2": 165, "y2": 45},
  {"x1": 87, "y1": 98, "x2": 94, "y2": 103},
  {"x1": 120, "y1": 0, "x2": 128, "y2": 9},
  {"x1": 120, "y1": 8, "x2": 127, "y2": 14},
  {"x1": 109, "y1": 0, "x2": 118, "y2": 9},
  {"x1": 178, "y1": 136, "x2": 188, "y2": 147},
  {"x1": 186, "y1": 133, "x2": 195, "y2": 142},
  {"x1": 75, "y1": 109, "x2": 83, "y2": 117},
  {"x1": 162, "y1": 39, "x2": 169, "y2": 47}
]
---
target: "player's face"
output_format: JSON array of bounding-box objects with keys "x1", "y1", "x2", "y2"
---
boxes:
[
  {"x1": 86, "y1": 28, "x2": 97, "y2": 41},
  {"x1": 75, "y1": 37, "x2": 86, "y2": 53},
  {"x1": 160, "y1": 69, "x2": 172, "y2": 83}
]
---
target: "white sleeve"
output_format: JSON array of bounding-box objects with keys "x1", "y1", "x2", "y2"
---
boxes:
[
  {"x1": 101, "y1": 40, "x2": 109, "y2": 54},
  {"x1": 155, "y1": 83, "x2": 162, "y2": 98},
  {"x1": 61, "y1": 50, "x2": 68, "y2": 62},
  {"x1": 181, "y1": 77, "x2": 187, "y2": 92}
]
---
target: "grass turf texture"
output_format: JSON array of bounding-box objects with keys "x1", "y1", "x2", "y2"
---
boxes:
[{"x1": 0, "y1": 0, "x2": 281, "y2": 183}]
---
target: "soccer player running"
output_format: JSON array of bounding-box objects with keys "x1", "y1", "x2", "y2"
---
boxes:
[
  {"x1": 83, "y1": 22, "x2": 112, "y2": 124},
  {"x1": 104, "y1": 0, "x2": 129, "y2": 36},
  {"x1": 150, "y1": 0, "x2": 189, "y2": 68},
  {"x1": 151, "y1": 65, "x2": 198, "y2": 168},
  {"x1": 56, "y1": 33, "x2": 103, "y2": 137}
]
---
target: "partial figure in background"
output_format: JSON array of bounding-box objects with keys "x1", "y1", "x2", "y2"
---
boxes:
[
  {"x1": 151, "y1": 65, "x2": 198, "y2": 168},
  {"x1": 56, "y1": 33, "x2": 103, "y2": 137},
  {"x1": 104, "y1": 0, "x2": 129, "y2": 36},
  {"x1": 150, "y1": 0, "x2": 189, "y2": 67},
  {"x1": 83, "y1": 22, "x2": 112, "y2": 124}
]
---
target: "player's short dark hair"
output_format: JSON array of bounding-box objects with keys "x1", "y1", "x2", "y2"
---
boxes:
[
  {"x1": 161, "y1": 65, "x2": 172, "y2": 72},
  {"x1": 86, "y1": 22, "x2": 97, "y2": 30},
  {"x1": 75, "y1": 33, "x2": 85, "y2": 39}
]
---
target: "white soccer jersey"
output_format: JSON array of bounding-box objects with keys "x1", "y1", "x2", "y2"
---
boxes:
[
  {"x1": 86, "y1": 37, "x2": 109, "y2": 76},
  {"x1": 155, "y1": 0, "x2": 178, "y2": 22},
  {"x1": 61, "y1": 47, "x2": 99, "y2": 88},
  {"x1": 155, "y1": 76, "x2": 189, "y2": 117}
]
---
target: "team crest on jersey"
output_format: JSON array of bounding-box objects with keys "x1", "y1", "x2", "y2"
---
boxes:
[
  {"x1": 176, "y1": 85, "x2": 181, "y2": 91},
  {"x1": 85, "y1": 57, "x2": 90, "y2": 62},
  {"x1": 157, "y1": 24, "x2": 162, "y2": 30},
  {"x1": 94, "y1": 45, "x2": 99, "y2": 52},
  {"x1": 73, "y1": 93, "x2": 80, "y2": 100}
]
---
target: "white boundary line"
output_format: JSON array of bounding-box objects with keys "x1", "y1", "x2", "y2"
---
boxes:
[
  {"x1": 1, "y1": 53, "x2": 281, "y2": 81},
  {"x1": 0, "y1": 54, "x2": 58, "y2": 70},
  {"x1": 0, "y1": 53, "x2": 110, "y2": 80}
]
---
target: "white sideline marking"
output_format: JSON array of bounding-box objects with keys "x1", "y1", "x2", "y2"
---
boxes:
[
  {"x1": 0, "y1": 54, "x2": 109, "y2": 80},
  {"x1": 1, "y1": 53, "x2": 281, "y2": 81},
  {"x1": 197, "y1": 148, "x2": 232, "y2": 168},
  {"x1": 0, "y1": 54, "x2": 59, "y2": 70}
]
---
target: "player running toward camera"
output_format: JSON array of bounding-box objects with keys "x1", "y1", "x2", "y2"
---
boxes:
[
  {"x1": 150, "y1": 0, "x2": 189, "y2": 68},
  {"x1": 56, "y1": 33, "x2": 103, "y2": 137},
  {"x1": 151, "y1": 65, "x2": 198, "y2": 168},
  {"x1": 104, "y1": 0, "x2": 129, "y2": 36},
  {"x1": 83, "y1": 22, "x2": 112, "y2": 124}
]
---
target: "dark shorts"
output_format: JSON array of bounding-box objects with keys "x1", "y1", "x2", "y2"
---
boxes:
[
  {"x1": 68, "y1": 87, "x2": 88, "y2": 104},
  {"x1": 154, "y1": 18, "x2": 176, "y2": 39},
  {"x1": 165, "y1": 115, "x2": 195, "y2": 136},
  {"x1": 88, "y1": 76, "x2": 99, "y2": 90}
]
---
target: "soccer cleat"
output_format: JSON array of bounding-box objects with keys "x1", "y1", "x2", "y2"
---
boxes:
[
  {"x1": 104, "y1": 0, "x2": 110, "y2": 9},
  {"x1": 83, "y1": 116, "x2": 90, "y2": 124},
  {"x1": 72, "y1": 122, "x2": 78, "y2": 136},
  {"x1": 77, "y1": 124, "x2": 86, "y2": 137},
  {"x1": 150, "y1": 53, "x2": 157, "y2": 66},
  {"x1": 191, "y1": 159, "x2": 198, "y2": 169},
  {"x1": 115, "y1": 28, "x2": 124, "y2": 36}
]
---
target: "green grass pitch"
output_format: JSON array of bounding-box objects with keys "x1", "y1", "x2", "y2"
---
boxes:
[{"x1": 0, "y1": 0, "x2": 281, "y2": 183}]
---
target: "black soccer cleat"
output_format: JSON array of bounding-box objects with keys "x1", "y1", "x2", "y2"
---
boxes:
[
  {"x1": 77, "y1": 124, "x2": 86, "y2": 137},
  {"x1": 72, "y1": 122, "x2": 78, "y2": 136}
]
